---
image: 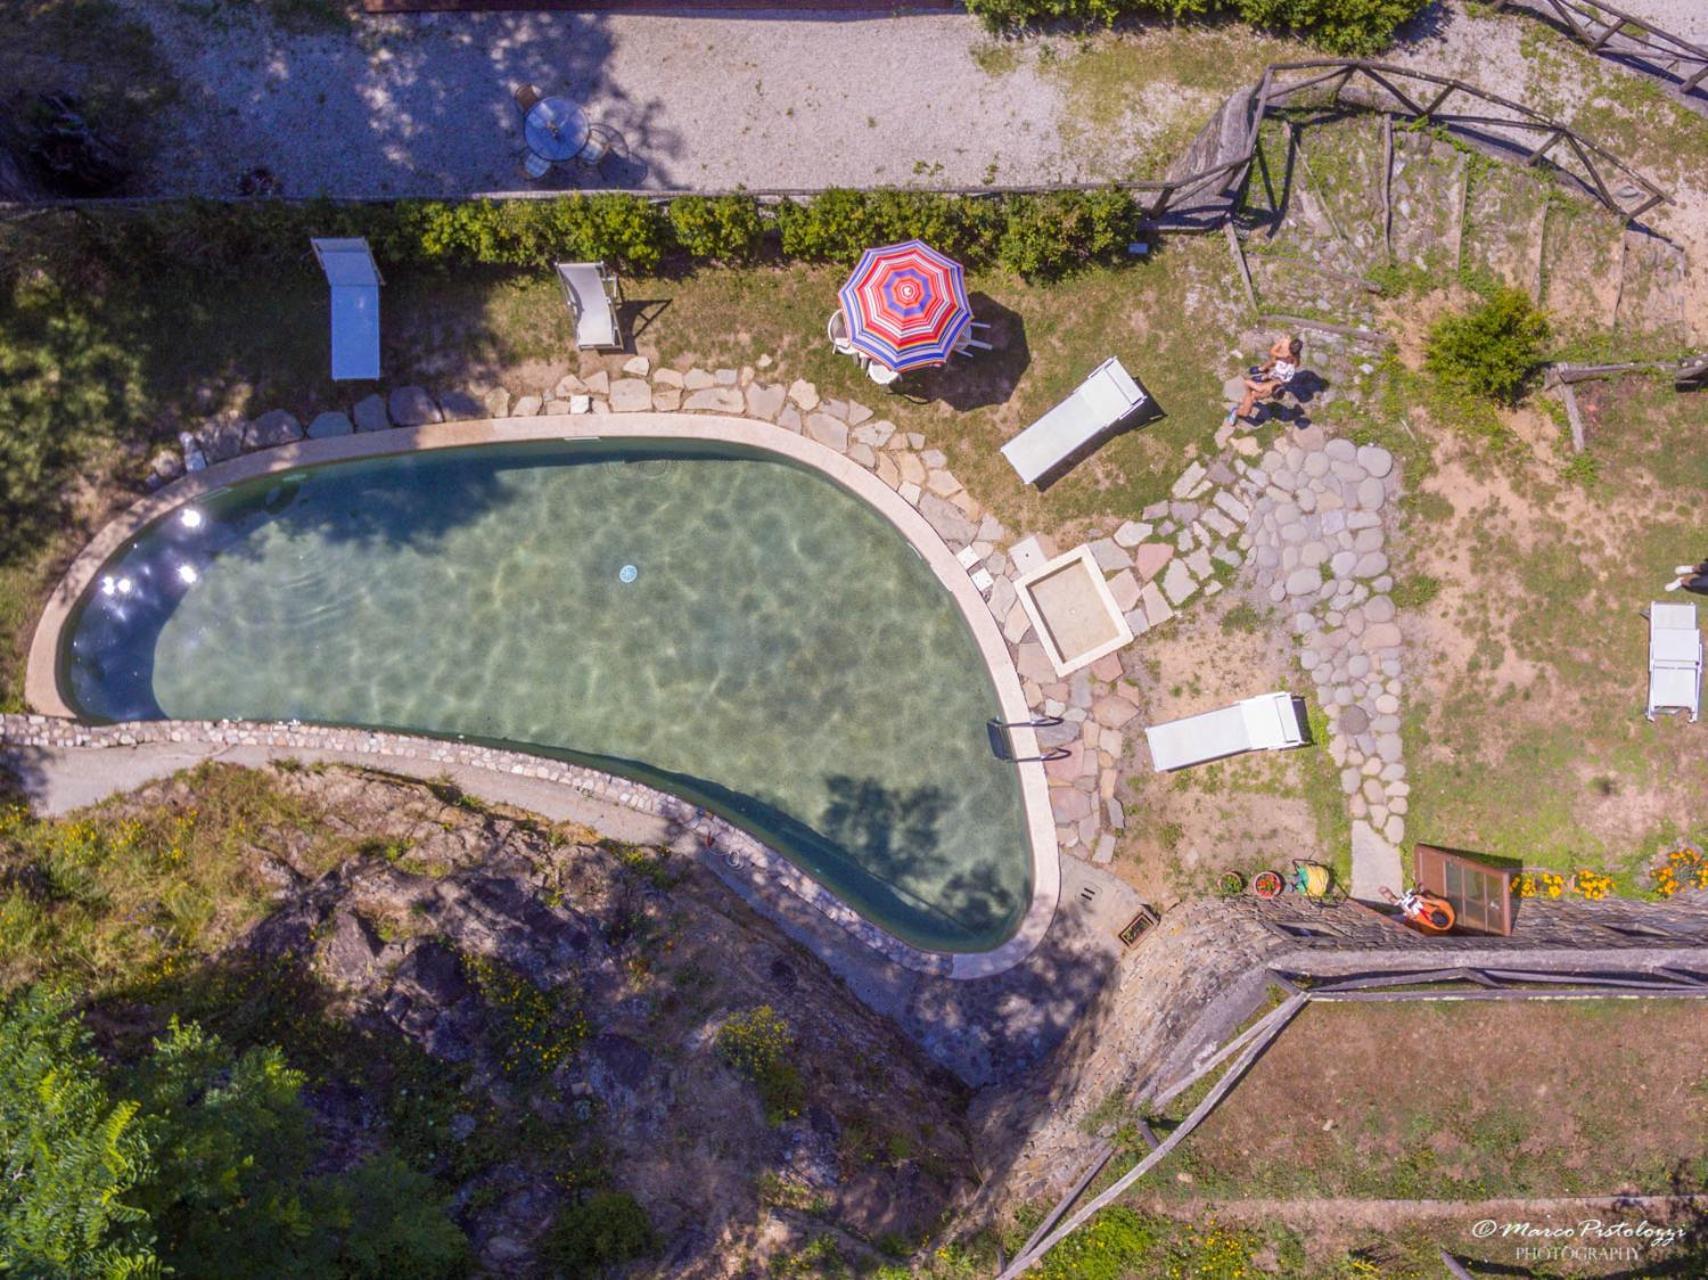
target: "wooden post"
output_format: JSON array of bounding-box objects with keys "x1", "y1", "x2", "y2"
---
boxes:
[
  {"x1": 1381, "y1": 114, "x2": 1394, "y2": 266},
  {"x1": 1526, "y1": 128, "x2": 1564, "y2": 165},
  {"x1": 1559, "y1": 382, "x2": 1587, "y2": 453},
  {"x1": 1225, "y1": 222, "x2": 1260, "y2": 317}
]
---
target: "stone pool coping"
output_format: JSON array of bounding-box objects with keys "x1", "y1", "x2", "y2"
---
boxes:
[{"x1": 20, "y1": 413, "x2": 1059, "y2": 981}]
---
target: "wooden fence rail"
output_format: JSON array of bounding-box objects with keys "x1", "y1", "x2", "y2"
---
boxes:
[
  {"x1": 1491, "y1": 0, "x2": 1708, "y2": 95},
  {"x1": 1245, "y1": 61, "x2": 1669, "y2": 220},
  {"x1": 993, "y1": 963, "x2": 1708, "y2": 1279}
]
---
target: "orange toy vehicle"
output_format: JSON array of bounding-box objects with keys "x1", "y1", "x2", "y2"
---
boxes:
[{"x1": 1382, "y1": 885, "x2": 1456, "y2": 934}]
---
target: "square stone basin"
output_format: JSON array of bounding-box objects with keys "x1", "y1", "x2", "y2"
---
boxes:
[{"x1": 1014, "y1": 545, "x2": 1134, "y2": 677}]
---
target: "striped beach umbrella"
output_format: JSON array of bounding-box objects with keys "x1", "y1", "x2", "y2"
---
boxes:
[{"x1": 838, "y1": 240, "x2": 973, "y2": 372}]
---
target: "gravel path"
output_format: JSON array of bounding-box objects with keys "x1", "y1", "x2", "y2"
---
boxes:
[
  {"x1": 121, "y1": 7, "x2": 1070, "y2": 197},
  {"x1": 115, "y1": 1, "x2": 1708, "y2": 200}
]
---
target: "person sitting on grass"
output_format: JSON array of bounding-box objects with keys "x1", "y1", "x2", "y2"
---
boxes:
[
  {"x1": 1666, "y1": 560, "x2": 1708, "y2": 595},
  {"x1": 1224, "y1": 335, "x2": 1303, "y2": 427}
]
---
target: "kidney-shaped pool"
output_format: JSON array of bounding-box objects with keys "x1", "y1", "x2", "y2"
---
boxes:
[{"x1": 58, "y1": 438, "x2": 1033, "y2": 953}]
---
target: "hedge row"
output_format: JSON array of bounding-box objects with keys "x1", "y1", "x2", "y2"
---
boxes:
[
  {"x1": 47, "y1": 188, "x2": 1144, "y2": 282},
  {"x1": 965, "y1": 0, "x2": 1428, "y2": 55}
]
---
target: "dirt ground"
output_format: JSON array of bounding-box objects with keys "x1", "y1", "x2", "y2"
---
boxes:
[
  {"x1": 1111, "y1": 585, "x2": 1335, "y2": 906},
  {"x1": 1152, "y1": 999, "x2": 1708, "y2": 1203},
  {"x1": 1397, "y1": 372, "x2": 1708, "y2": 885}
]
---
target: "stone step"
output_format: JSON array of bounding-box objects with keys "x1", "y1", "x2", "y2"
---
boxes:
[
  {"x1": 1292, "y1": 114, "x2": 1391, "y2": 277},
  {"x1": 1614, "y1": 228, "x2": 1689, "y2": 344},
  {"x1": 1389, "y1": 130, "x2": 1467, "y2": 274},
  {"x1": 1539, "y1": 199, "x2": 1626, "y2": 337},
  {"x1": 1247, "y1": 255, "x2": 1380, "y2": 330},
  {"x1": 1459, "y1": 160, "x2": 1550, "y2": 298}
]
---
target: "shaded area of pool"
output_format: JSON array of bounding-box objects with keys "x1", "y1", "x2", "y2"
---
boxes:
[{"x1": 59, "y1": 439, "x2": 1031, "y2": 952}]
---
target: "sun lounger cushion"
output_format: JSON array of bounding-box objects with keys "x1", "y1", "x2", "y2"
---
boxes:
[
  {"x1": 1146, "y1": 692, "x2": 1307, "y2": 771},
  {"x1": 311, "y1": 238, "x2": 382, "y2": 382},
  {"x1": 1648, "y1": 601, "x2": 1702, "y2": 721},
  {"x1": 556, "y1": 262, "x2": 620, "y2": 350},
  {"x1": 1002, "y1": 357, "x2": 1149, "y2": 485}
]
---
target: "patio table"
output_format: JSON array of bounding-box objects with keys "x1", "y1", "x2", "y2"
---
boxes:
[{"x1": 525, "y1": 96, "x2": 590, "y2": 164}]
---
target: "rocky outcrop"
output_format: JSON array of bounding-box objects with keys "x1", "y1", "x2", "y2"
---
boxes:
[{"x1": 119, "y1": 764, "x2": 975, "y2": 1278}]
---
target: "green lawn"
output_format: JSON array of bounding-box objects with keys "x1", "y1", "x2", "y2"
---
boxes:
[
  {"x1": 1398, "y1": 376, "x2": 1708, "y2": 887},
  {"x1": 1144, "y1": 999, "x2": 1708, "y2": 1200}
]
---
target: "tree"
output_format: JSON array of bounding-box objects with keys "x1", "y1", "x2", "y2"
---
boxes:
[
  {"x1": 0, "y1": 993, "x2": 468, "y2": 1280},
  {"x1": 126, "y1": 1019, "x2": 469, "y2": 1280},
  {"x1": 126, "y1": 1017, "x2": 317, "y2": 1274},
  {"x1": 0, "y1": 988, "x2": 159, "y2": 1279}
]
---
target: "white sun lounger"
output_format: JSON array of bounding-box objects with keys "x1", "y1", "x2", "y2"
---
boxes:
[
  {"x1": 1145, "y1": 692, "x2": 1309, "y2": 772},
  {"x1": 1648, "y1": 601, "x2": 1702, "y2": 722},
  {"x1": 555, "y1": 261, "x2": 624, "y2": 350},
  {"x1": 1001, "y1": 356, "x2": 1150, "y2": 485},
  {"x1": 310, "y1": 237, "x2": 382, "y2": 381}
]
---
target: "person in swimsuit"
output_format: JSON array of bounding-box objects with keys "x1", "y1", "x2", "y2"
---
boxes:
[{"x1": 1225, "y1": 335, "x2": 1303, "y2": 427}]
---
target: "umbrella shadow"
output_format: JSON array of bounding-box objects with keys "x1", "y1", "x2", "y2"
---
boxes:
[{"x1": 906, "y1": 294, "x2": 1030, "y2": 412}]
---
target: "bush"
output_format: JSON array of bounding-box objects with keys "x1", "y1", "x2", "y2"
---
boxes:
[
  {"x1": 667, "y1": 195, "x2": 766, "y2": 263},
  {"x1": 963, "y1": 0, "x2": 1425, "y2": 54},
  {"x1": 996, "y1": 189, "x2": 1138, "y2": 279},
  {"x1": 0, "y1": 991, "x2": 469, "y2": 1280},
  {"x1": 20, "y1": 184, "x2": 1147, "y2": 286},
  {"x1": 0, "y1": 988, "x2": 157, "y2": 1278},
  {"x1": 715, "y1": 1006, "x2": 805, "y2": 1124},
  {"x1": 1234, "y1": 0, "x2": 1427, "y2": 54},
  {"x1": 1425, "y1": 286, "x2": 1552, "y2": 404},
  {"x1": 540, "y1": 1191, "x2": 656, "y2": 1274},
  {"x1": 1389, "y1": 574, "x2": 1441, "y2": 609}
]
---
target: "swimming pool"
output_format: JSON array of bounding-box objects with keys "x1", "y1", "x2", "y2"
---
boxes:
[{"x1": 58, "y1": 438, "x2": 1033, "y2": 953}]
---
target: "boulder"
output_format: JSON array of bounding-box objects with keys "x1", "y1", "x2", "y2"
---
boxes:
[
  {"x1": 388, "y1": 386, "x2": 442, "y2": 427},
  {"x1": 746, "y1": 383, "x2": 786, "y2": 421},
  {"x1": 804, "y1": 414, "x2": 849, "y2": 452},
  {"x1": 683, "y1": 388, "x2": 744, "y2": 413},
  {"x1": 196, "y1": 416, "x2": 246, "y2": 462},
  {"x1": 437, "y1": 389, "x2": 486, "y2": 421},
  {"x1": 243, "y1": 409, "x2": 302, "y2": 449},
  {"x1": 306, "y1": 411, "x2": 354, "y2": 439},
  {"x1": 609, "y1": 378, "x2": 653, "y2": 412}
]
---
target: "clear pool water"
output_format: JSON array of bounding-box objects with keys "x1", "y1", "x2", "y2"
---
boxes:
[{"x1": 60, "y1": 440, "x2": 1031, "y2": 952}]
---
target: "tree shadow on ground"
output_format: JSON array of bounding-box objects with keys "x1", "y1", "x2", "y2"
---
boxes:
[{"x1": 134, "y1": 9, "x2": 681, "y2": 198}]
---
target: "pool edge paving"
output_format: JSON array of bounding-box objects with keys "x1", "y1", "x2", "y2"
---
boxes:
[{"x1": 21, "y1": 413, "x2": 1060, "y2": 981}]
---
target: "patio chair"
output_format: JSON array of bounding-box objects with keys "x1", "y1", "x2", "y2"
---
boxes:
[
  {"x1": 866, "y1": 361, "x2": 900, "y2": 388},
  {"x1": 521, "y1": 150, "x2": 553, "y2": 181},
  {"x1": 309, "y1": 237, "x2": 382, "y2": 382},
  {"x1": 1647, "y1": 601, "x2": 1702, "y2": 722},
  {"x1": 952, "y1": 329, "x2": 994, "y2": 356},
  {"x1": 576, "y1": 122, "x2": 621, "y2": 172},
  {"x1": 514, "y1": 84, "x2": 543, "y2": 114},
  {"x1": 828, "y1": 311, "x2": 861, "y2": 359},
  {"x1": 554, "y1": 261, "x2": 624, "y2": 350},
  {"x1": 1001, "y1": 356, "x2": 1151, "y2": 486}
]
